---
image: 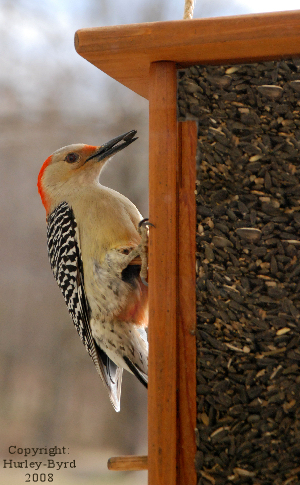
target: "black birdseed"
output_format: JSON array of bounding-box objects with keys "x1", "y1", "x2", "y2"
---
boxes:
[{"x1": 179, "y1": 60, "x2": 300, "y2": 484}]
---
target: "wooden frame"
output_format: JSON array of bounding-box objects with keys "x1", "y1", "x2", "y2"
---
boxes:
[
  {"x1": 148, "y1": 63, "x2": 197, "y2": 485},
  {"x1": 75, "y1": 10, "x2": 300, "y2": 99},
  {"x1": 75, "y1": 10, "x2": 300, "y2": 485}
]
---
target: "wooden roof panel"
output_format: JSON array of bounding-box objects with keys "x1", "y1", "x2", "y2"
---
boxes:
[{"x1": 75, "y1": 10, "x2": 300, "y2": 99}]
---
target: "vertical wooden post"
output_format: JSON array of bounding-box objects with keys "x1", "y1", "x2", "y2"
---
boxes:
[
  {"x1": 148, "y1": 64, "x2": 197, "y2": 485},
  {"x1": 177, "y1": 121, "x2": 197, "y2": 485},
  {"x1": 148, "y1": 61, "x2": 178, "y2": 485}
]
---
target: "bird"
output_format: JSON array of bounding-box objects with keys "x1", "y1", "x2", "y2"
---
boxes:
[{"x1": 37, "y1": 130, "x2": 149, "y2": 411}]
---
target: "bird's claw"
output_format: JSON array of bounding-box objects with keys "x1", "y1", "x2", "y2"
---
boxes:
[
  {"x1": 138, "y1": 218, "x2": 155, "y2": 230},
  {"x1": 141, "y1": 276, "x2": 148, "y2": 287}
]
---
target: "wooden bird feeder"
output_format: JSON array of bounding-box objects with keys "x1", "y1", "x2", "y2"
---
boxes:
[{"x1": 75, "y1": 10, "x2": 300, "y2": 485}]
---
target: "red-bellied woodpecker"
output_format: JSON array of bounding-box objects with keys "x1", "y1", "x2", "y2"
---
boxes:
[{"x1": 37, "y1": 130, "x2": 148, "y2": 411}]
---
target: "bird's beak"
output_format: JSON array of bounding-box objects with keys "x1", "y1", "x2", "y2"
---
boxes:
[{"x1": 86, "y1": 130, "x2": 138, "y2": 163}]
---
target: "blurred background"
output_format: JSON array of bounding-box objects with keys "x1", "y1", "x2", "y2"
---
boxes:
[{"x1": 0, "y1": 0, "x2": 299, "y2": 484}]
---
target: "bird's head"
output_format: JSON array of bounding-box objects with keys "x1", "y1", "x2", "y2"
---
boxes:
[{"x1": 37, "y1": 130, "x2": 137, "y2": 214}]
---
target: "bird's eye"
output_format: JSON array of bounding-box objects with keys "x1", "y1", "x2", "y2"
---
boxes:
[{"x1": 65, "y1": 153, "x2": 79, "y2": 164}]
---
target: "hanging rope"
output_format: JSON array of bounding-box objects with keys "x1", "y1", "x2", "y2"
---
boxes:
[{"x1": 183, "y1": 0, "x2": 195, "y2": 19}]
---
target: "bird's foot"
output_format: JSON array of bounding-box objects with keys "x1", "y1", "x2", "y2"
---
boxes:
[
  {"x1": 118, "y1": 219, "x2": 153, "y2": 285},
  {"x1": 137, "y1": 219, "x2": 153, "y2": 286}
]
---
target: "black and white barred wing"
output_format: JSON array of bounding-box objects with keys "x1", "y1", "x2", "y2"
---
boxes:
[{"x1": 47, "y1": 201, "x2": 122, "y2": 411}]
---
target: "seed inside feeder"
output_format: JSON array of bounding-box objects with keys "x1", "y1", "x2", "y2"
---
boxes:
[
  {"x1": 236, "y1": 227, "x2": 262, "y2": 242},
  {"x1": 257, "y1": 84, "x2": 283, "y2": 99},
  {"x1": 179, "y1": 59, "x2": 300, "y2": 484}
]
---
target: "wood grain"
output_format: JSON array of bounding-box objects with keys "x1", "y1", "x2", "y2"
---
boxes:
[
  {"x1": 75, "y1": 10, "x2": 300, "y2": 99},
  {"x1": 148, "y1": 61, "x2": 178, "y2": 485},
  {"x1": 177, "y1": 121, "x2": 197, "y2": 485},
  {"x1": 107, "y1": 455, "x2": 148, "y2": 471}
]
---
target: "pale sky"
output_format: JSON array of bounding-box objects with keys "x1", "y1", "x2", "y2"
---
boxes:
[
  {"x1": 226, "y1": 0, "x2": 299, "y2": 13},
  {"x1": 193, "y1": 0, "x2": 299, "y2": 17}
]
